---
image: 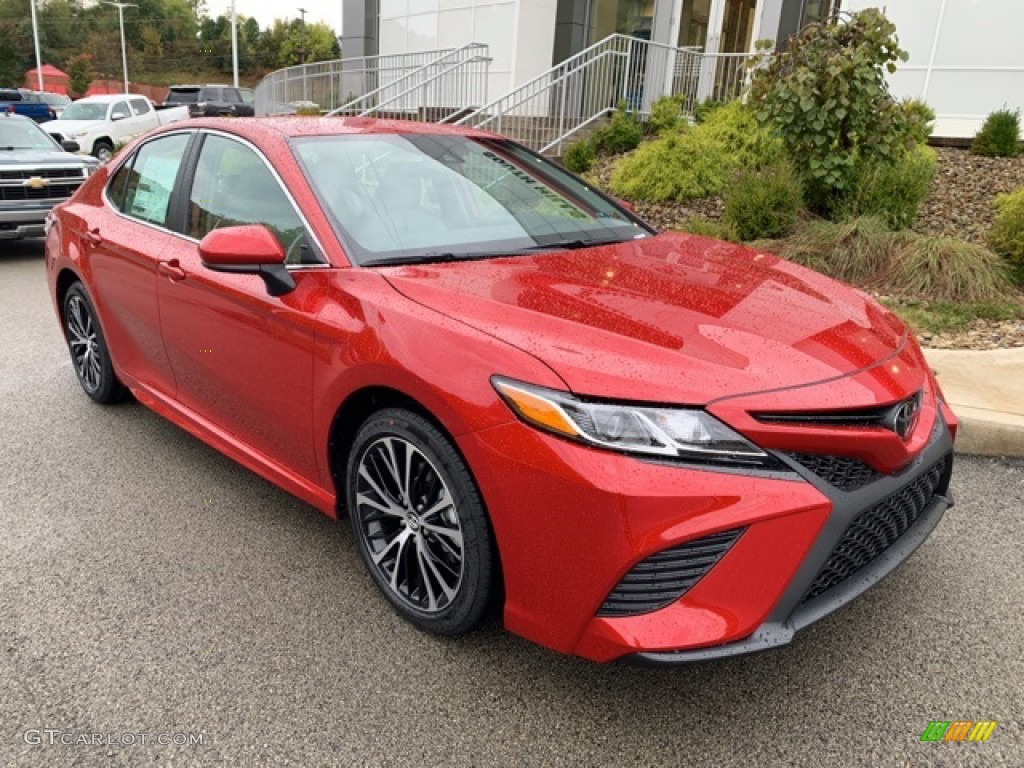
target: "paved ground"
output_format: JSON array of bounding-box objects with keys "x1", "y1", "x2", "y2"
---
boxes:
[{"x1": 2, "y1": 241, "x2": 1022, "y2": 767}]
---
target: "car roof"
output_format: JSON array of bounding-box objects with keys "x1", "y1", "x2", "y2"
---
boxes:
[
  {"x1": 172, "y1": 116, "x2": 500, "y2": 143},
  {"x1": 0, "y1": 112, "x2": 34, "y2": 122},
  {"x1": 77, "y1": 94, "x2": 137, "y2": 103},
  {"x1": 169, "y1": 84, "x2": 231, "y2": 89}
]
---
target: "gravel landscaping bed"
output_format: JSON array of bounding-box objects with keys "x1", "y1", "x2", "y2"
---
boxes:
[{"x1": 585, "y1": 147, "x2": 1024, "y2": 349}]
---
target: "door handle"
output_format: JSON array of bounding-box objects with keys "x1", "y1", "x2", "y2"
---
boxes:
[
  {"x1": 158, "y1": 259, "x2": 187, "y2": 281},
  {"x1": 83, "y1": 227, "x2": 102, "y2": 246}
]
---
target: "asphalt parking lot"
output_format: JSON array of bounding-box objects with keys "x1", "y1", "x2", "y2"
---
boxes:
[{"x1": 2, "y1": 240, "x2": 1022, "y2": 767}]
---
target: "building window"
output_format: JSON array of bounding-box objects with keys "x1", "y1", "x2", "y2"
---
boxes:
[
  {"x1": 588, "y1": 0, "x2": 656, "y2": 45},
  {"x1": 801, "y1": 0, "x2": 840, "y2": 28}
]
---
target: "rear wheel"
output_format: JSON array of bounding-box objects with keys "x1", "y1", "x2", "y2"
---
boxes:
[
  {"x1": 63, "y1": 283, "x2": 125, "y2": 404},
  {"x1": 346, "y1": 408, "x2": 496, "y2": 635}
]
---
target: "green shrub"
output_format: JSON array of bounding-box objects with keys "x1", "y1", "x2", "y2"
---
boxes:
[
  {"x1": 989, "y1": 187, "x2": 1024, "y2": 283},
  {"x1": 723, "y1": 162, "x2": 803, "y2": 241},
  {"x1": 693, "y1": 98, "x2": 725, "y2": 124},
  {"x1": 773, "y1": 217, "x2": 906, "y2": 284},
  {"x1": 972, "y1": 108, "x2": 1021, "y2": 157},
  {"x1": 608, "y1": 102, "x2": 779, "y2": 203},
  {"x1": 591, "y1": 105, "x2": 643, "y2": 155},
  {"x1": 294, "y1": 103, "x2": 322, "y2": 116},
  {"x1": 898, "y1": 98, "x2": 936, "y2": 146},
  {"x1": 675, "y1": 216, "x2": 737, "y2": 241},
  {"x1": 837, "y1": 145, "x2": 937, "y2": 229},
  {"x1": 887, "y1": 237, "x2": 1013, "y2": 302},
  {"x1": 750, "y1": 9, "x2": 915, "y2": 213},
  {"x1": 563, "y1": 139, "x2": 596, "y2": 173},
  {"x1": 648, "y1": 95, "x2": 684, "y2": 135}
]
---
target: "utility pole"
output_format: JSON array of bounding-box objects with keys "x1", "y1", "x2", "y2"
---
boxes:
[
  {"x1": 29, "y1": 0, "x2": 44, "y2": 91},
  {"x1": 101, "y1": 1, "x2": 137, "y2": 94},
  {"x1": 297, "y1": 7, "x2": 307, "y2": 65},
  {"x1": 230, "y1": 0, "x2": 239, "y2": 88}
]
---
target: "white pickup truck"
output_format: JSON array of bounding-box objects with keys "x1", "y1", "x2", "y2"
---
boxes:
[{"x1": 41, "y1": 95, "x2": 190, "y2": 163}]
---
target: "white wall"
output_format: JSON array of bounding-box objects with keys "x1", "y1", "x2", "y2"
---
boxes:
[
  {"x1": 843, "y1": 0, "x2": 1024, "y2": 138},
  {"x1": 378, "y1": 0, "x2": 559, "y2": 102}
]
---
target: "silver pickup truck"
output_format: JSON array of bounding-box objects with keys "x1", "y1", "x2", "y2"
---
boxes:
[{"x1": 0, "y1": 113, "x2": 98, "y2": 241}]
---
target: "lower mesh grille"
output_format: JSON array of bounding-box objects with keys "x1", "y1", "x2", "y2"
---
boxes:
[
  {"x1": 800, "y1": 455, "x2": 950, "y2": 604},
  {"x1": 786, "y1": 453, "x2": 880, "y2": 491},
  {"x1": 597, "y1": 528, "x2": 744, "y2": 617}
]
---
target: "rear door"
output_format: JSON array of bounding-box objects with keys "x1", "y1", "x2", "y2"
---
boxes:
[
  {"x1": 155, "y1": 130, "x2": 327, "y2": 483},
  {"x1": 82, "y1": 131, "x2": 194, "y2": 395}
]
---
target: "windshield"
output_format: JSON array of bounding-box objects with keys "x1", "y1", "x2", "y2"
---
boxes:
[
  {"x1": 166, "y1": 89, "x2": 200, "y2": 104},
  {"x1": 291, "y1": 134, "x2": 651, "y2": 265},
  {"x1": 60, "y1": 102, "x2": 108, "y2": 121},
  {"x1": 0, "y1": 118, "x2": 58, "y2": 150}
]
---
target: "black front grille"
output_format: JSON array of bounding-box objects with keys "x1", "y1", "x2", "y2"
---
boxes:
[
  {"x1": 800, "y1": 455, "x2": 950, "y2": 604},
  {"x1": 0, "y1": 182, "x2": 81, "y2": 202},
  {"x1": 0, "y1": 167, "x2": 83, "y2": 181},
  {"x1": 787, "y1": 453, "x2": 880, "y2": 491},
  {"x1": 597, "y1": 528, "x2": 744, "y2": 617}
]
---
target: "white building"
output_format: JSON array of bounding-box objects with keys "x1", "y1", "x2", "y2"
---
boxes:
[{"x1": 341, "y1": 0, "x2": 1024, "y2": 138}]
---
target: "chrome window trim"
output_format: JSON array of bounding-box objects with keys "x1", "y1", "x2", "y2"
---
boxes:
[{"x1": 101, "y1": 127, "x2": 331, "y2": 271}]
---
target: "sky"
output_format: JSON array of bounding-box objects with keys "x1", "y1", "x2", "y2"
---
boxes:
[{"x1": 204, "y1": 0, "x2": 341, "y2": 32}]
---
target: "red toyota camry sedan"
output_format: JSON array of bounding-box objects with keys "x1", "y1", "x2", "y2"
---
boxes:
[{"x1": 45, "y1": 118, "x2": 957, "y2": 663}]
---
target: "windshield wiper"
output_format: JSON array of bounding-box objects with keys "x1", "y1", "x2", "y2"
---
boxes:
[
  {"x1": 504, "y1": 236, "x2": 633, "y2": 253},
  {"x1": 362, "y1": 252, "x2": 478, "y2": 267}
]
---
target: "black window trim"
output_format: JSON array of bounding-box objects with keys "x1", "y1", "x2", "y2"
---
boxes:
[{"x1": 102, "y1": 127, "x2": 329, "y2": 270}]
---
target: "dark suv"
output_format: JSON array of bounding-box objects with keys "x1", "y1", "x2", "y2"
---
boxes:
[{"x1": 163, "y1": 85, "x2": 255, "y2": 118}]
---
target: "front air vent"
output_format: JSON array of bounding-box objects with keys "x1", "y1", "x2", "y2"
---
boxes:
[{"x1": 597, "y1": 528, "x2": 744, "y2": 618}]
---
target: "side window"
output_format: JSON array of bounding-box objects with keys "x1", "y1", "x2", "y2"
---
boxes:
[
  {"x1": 120, "y1": 134, "x2": 191, "y2": 227},
  {"x1": 187, "y1": 134, "x2": 316, "y2": 265},
  {"x1": 107, "y1": 157, "x2": 134, "y2": 212},
  {"x1": 130, "y1": 98, "x2": 151, "y2": 115},
  {"x1": 110, "y1": 101, "x2": 131, "y2": 120},
  {"x1": 239, "y1": 89, "x2": 254, "y2": 104},
  {"x1": 223, "y1": 88, "x2": 241, "y2": 102}
]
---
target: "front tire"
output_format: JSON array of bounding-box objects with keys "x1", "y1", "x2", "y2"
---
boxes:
[
  {"x1": 63, "y1": 283, "x2": 125, "y2": 403},
  {"x1": 92, "y1": 140, "x2": 113, "y2": 164},
  {"x1": 346, "y1": 408, "x2": 496, "y2": 635}
]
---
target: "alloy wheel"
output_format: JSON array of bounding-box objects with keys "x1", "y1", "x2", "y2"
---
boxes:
[
  {"x1": 65, "y1": 294, "x2": 103, "y2": 393},
  {"x1": 353, "y1": 436, "x2": 464, "y2": 614}
]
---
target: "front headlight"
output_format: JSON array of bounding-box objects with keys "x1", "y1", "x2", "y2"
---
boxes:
[{"x1": 492, "y1": 377, "x2": 772, "y2": 467}]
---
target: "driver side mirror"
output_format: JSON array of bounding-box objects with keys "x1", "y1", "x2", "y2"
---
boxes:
[
  {"x1": 61, "y1": 139, "x2": 80, "y2": 153},
  {"x1": 199, "y1": 225, "x2": 295, "y2": 296}
]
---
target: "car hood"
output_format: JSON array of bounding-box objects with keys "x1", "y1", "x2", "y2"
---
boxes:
[
  {"x1": 0, "y1": 148, "x2": 92, "y2": 167},
  {"x1": 43, "y1": 120, "x2": 102, "y2": 134},
  {"x1": 380, "y1": 232, "x2": 908, "y2": 405}
]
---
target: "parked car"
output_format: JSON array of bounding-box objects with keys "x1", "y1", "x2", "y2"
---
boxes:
[
  {"x1": 0, "y1": 88, "x2": 54, "y2": 122},
  {"x1": 163, "y1": 84, "x2": 255, "y2": 117},
  {"x1": 0, "y1": 113, "x2": 96, "y2": 241},
  {"x1": 32, "y1": 90, "x2": 72, "y2": 118},
  {"x1": 45, "y1": 118, "x2": 958, "y2": 663},
  {"x1": 42, "y1": 95, "x2": 189, "y2": 162}
]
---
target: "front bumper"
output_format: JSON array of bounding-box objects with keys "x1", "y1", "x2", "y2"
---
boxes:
[
  {"x1": 462, "y1": 402, "x2": 954, "y2": 663},
  {"x1": 0, "y1": 206, "x2": 48, "y2": 239}
]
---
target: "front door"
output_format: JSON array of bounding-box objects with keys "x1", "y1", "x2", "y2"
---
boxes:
[{"x1": 156, "y1": 131, "x2": 326, "y2": 484}]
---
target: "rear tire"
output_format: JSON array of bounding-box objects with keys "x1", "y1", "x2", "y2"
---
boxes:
[
  {"x1": 63, "y1": 283, "x2": 125, "y2": 404},
  {"x1": 346, "y1": 408, "x2": 496, "y2": 636}
]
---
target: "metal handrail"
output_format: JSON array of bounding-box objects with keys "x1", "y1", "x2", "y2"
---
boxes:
[{"x1": 327, "y1": 43, "x2": 490, "y2": 118}]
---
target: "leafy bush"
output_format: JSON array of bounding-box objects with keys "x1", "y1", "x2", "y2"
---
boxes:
[
  {"x1": 608, "y1": 102, "x2": 780, "y2": 202},
  {"x1": 693, "y1": 99, "x2": 725, "y2": 124},
  {"x1": 898, "y1": 99, "x2": 935, "y2": 146},
  {"x1": 972, "y1": 108, "x2": 1021, "y2": 157},
  {"x1": 886, "y1": 237, "x2": 1013, "y2": 302},
  {"x1": 723, "y1": 162, "x2": 803, "y2": 241},
  {"x1": 294, "y1": 103, "x2": 322, "y2": 116},
  {"x1": 648, "y1": 95, "x2": 684, "y2": 135},
  {"x1": 675, "y1": 216, "x2": 737, "y2": 241},
  {"x1": 837, "y1": 145, "x2": 937, "y2": 229},
  {"x1": 563, "y1": 139, "x2": 596, "y2": 173},
  {"x1": 989, "y1": 187, "x2": 1024, "y2": 283},
  {"x1": 591, "y1": 106, "x2": 643, "y2": 155},
  {"x1": 750, "y1": 9, "x2": 914, "y2": 213}
]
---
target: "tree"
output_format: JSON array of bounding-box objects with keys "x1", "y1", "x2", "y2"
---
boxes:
[{"x1": 67, "y1": 53, "x2": 95, "y2": 96}]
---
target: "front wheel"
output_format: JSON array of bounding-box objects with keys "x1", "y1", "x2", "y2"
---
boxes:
[
  {"x1": 92, "y1": 140, "x2": 113, "y2": 164},
  {"x1": 63, "y1": 283, "x2": 125, "y2": 403},
  {"x1": 346, "y1": 408, "x2": 497, "y2": 635}
]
